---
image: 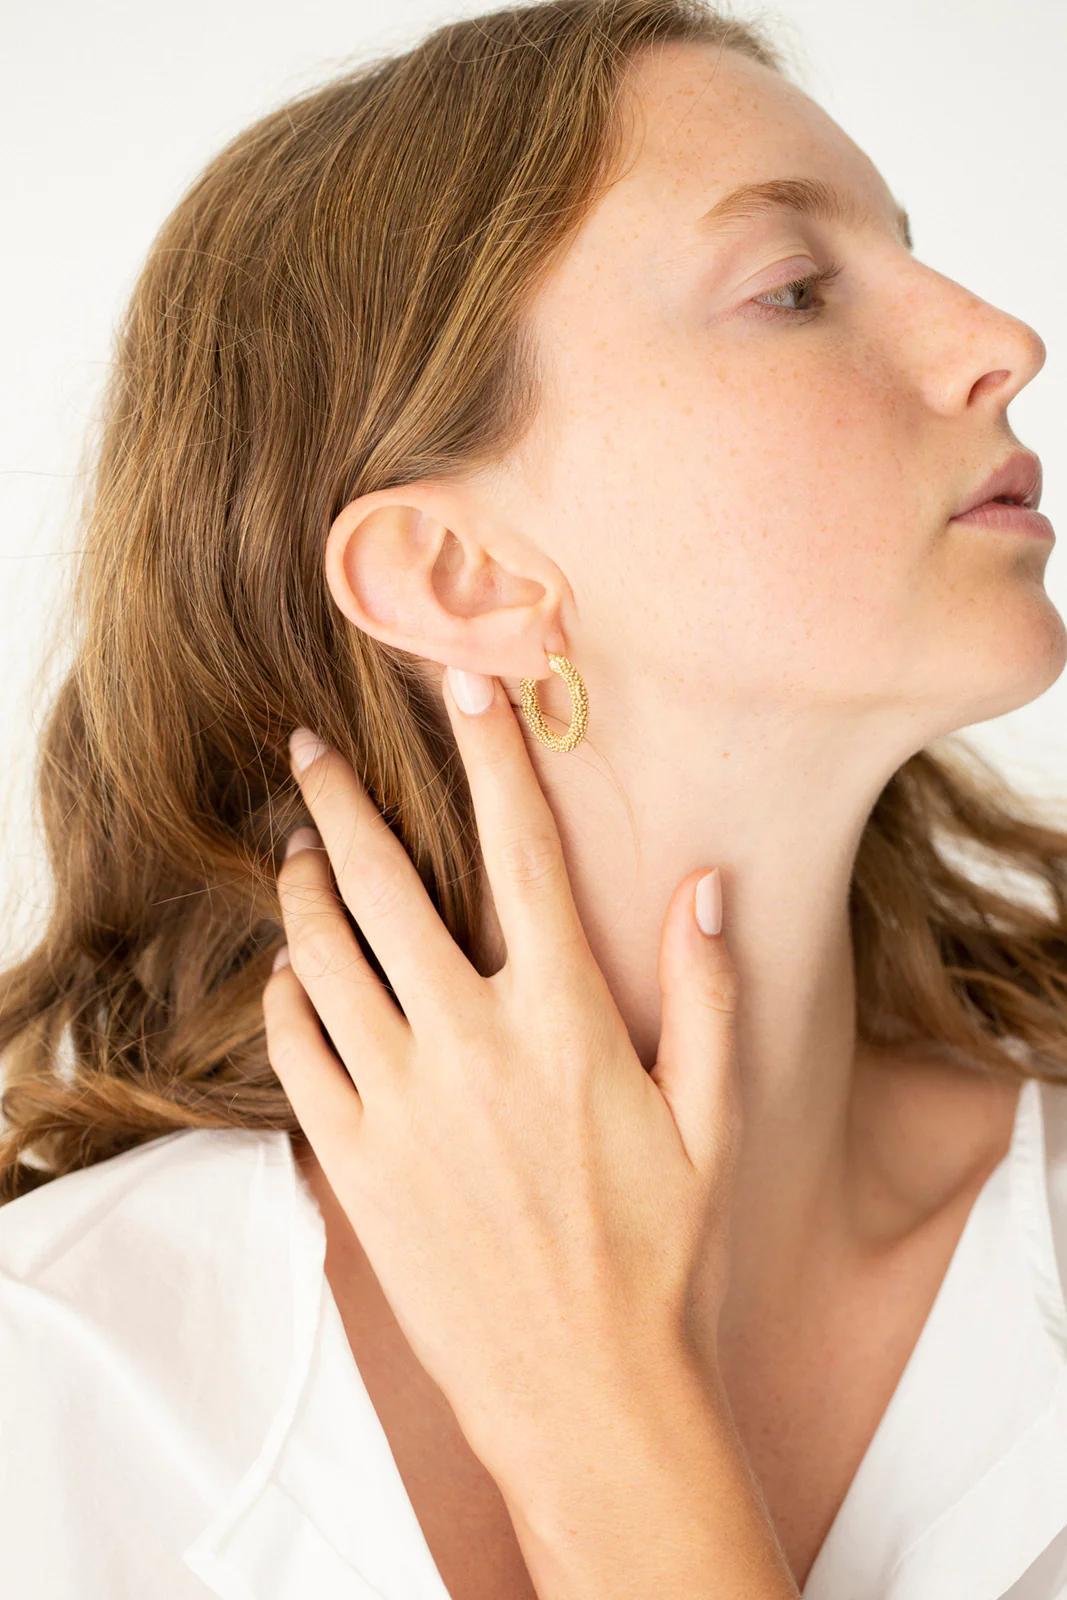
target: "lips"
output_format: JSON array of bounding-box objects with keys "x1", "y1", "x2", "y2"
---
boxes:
[{"x1": 953, "y1": 449, "x2": 1043, "y2": 517}]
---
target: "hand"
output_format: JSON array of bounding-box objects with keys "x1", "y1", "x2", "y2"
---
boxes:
[{"x1": 262, "y1": 667, "x2": 742, "y2": 1479}]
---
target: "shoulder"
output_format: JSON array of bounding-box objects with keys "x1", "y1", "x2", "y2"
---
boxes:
[
  {"x1": 0, "y1": 1125, "x2": 300, "y2": 1382},
  {"x1": 0, "y1": 1124, "x2": 291, "y2": 1276},
  {"x1": 0, "y1": 1127, "x2": 313, "y2": 1593}
]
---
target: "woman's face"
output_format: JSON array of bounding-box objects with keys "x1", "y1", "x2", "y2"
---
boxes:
[{"x1": 505, "y1": 41, "x2": 1062, "y2": 751}]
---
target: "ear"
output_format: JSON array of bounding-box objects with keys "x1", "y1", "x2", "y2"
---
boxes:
[{"x1": 323, "y1": 484, "x2": 571, "y2": 680}]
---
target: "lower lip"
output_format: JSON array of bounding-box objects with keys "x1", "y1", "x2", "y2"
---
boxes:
[{"x1": 951, "y1": 500, "x2": 1055, "y2": 540}]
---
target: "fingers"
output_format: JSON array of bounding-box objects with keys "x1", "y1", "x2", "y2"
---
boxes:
[
  {"x1": 287, "y1": 733, "x2": 478, "y2": 1028},
  {"x1": 442, "y1": 667, "x2": 591, "y2": 984},
  {"x1": 261, "y1": 935, "x2": 365, "y2": 1166},
  {"x1": 275, "y1": 826, "x2": 409, "y2": 1091}
]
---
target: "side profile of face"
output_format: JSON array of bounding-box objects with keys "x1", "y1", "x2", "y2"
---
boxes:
[
  {"x1": 328, "y1": 39, "x2": 1064, "y2": 770},
  {"x1": 316, "y1": 37, "x2": 1064, "y2": 1231}
]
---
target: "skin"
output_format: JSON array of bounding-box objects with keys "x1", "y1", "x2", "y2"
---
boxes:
[
  {"x1": 274, "y1": 689, "x2": 795, "y2": 1596},
  {"x1": 322, "y1": 37, "x2": 1060, "y2": 1291},
  {"x1": 292, "y1": 37, "x2": 1063, "y2": 1588}
]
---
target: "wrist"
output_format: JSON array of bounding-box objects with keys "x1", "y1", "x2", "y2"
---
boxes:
[
  {"x1": 485, "y1": 1352, "x2": 796, "y2": 1600},
  {"x1": 484, "y1": 1342, "x2": 739, "y2": 1520}
]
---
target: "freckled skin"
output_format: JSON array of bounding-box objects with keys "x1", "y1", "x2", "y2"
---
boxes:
[
  {"x1": 579, "y1": 57, "x2": 1047, "y2": 710},
  {"x1": 325, "y1": 33, "x2": 1061, "y2": 1352},
  {"x1": 315, "y1": 38, "x2": 1060, "y2": 1594}
]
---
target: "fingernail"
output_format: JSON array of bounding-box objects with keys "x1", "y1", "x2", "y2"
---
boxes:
[
  {"x1": 284, "y1": 826, "x2": 321, "y2": 860},
  {"x1": 273, "y1": 945, "x2": 291, "y2": 971},
  {"x1": 695, "y1": 869, "x2": 722, "y2": 936},
  {"x1": 289, "y1": 726, "x2": 330, "y2": 773},
  {"x1": 446, "y1": 666, "x2": 494, "y2": 715}
]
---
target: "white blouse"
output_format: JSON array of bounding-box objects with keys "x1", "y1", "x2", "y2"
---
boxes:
[{"x1": 1, "y1": 1073, "x2": 1066, "y2": 1599}]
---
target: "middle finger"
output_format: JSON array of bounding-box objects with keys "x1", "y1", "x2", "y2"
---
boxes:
[{"x1": 288, "y1": 733, "x2": 480, "y2": 1028}]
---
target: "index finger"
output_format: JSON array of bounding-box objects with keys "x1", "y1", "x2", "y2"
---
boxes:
[{"x1": 442, "y1": 666, "x2": 592, "y2": 981}]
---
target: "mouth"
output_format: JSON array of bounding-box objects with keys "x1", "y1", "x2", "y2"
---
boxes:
[
  {"x1": 951, "y1": 497, "x2": 1055, "y2": 542},
  {"x1": 952, "y1": 448, "x2": 1043, "y2": 518}
]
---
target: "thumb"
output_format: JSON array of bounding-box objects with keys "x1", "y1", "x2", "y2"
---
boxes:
[{"x1": 648, "y1": 867, "x2": 741, "y2": 1176}]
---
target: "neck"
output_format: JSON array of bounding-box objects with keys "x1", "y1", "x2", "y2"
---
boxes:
[{"x1": 484, "y1": 667, "x2": 934, "y2": 1311}]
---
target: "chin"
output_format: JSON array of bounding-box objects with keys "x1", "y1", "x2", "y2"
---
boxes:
[{"x1": 951, "y1": 588, "x2": 1067, "y2": 726}]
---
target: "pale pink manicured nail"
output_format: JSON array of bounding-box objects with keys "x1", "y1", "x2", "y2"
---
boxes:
[
  {"x1": 289, "y1": 726, "x2": 330, "y2": 773},
  {"x1": 272, "y1": 945, "x2": 290, "y2": 971},
  {"x1": 446, "y1": 665, "x2": 494, "y2": 715},
  {"x1": 284, "y1": 826, "x2": 321, "y2": 860},
  {"x1": 695, "y1": 869, "x2": 722, "y2": 936}
]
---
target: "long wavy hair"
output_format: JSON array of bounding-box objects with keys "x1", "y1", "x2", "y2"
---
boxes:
[{"x1": 3, "y1": 0, "x2": 1066, "y2": 1204}]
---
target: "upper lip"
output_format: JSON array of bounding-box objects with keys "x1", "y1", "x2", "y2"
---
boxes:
[{"x1": 953, "y1": 449, "x2": 1043, "y2": 516}]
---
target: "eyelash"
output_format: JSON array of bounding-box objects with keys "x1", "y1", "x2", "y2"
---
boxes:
[{"x1": 748, "y1": 258, "x2": 844, "y2": 321}]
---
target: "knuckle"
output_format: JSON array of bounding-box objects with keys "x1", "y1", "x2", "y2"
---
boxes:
[
  {"x1": 268, "y1": 1023, "x2": 300, "y2": 1066},
  {"x1": 291, "y1": 918, "x2": 349, "y2": 980},
  {"x1": 696, "y1": 963, "x2": 741, "y2": 1016},
  {"x1": 358, "y1": 858, "x2": 409, "y2": 922},
  {"x1": 525, "y1": 933, "x2": 599, "y2": 1010},
  {"x1": 478, "y1": 734, "x2": 517, "y2": 779},
  {"x1": 269, "y1": 1037, "x2": 305, "y2": 1090},
  {"x1": 276, "y1": 852, "x2": 325, "y2": 908},
  {"x1": 277, "y1": 874, "x2": 334, "y2": 928},
  {"x1": 261, "y1": 1010, "x2": 302, "y2": 1073},
  {"x1": 496, "y1": 826, "x2": 565, "y2": 891}
]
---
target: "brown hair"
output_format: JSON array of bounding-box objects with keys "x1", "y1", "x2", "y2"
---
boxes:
[{"x1": 3, "y1": 0, "x2": 1066, "y2": 1203}]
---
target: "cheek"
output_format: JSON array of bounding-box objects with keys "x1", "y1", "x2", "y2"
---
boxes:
[
  {"x1": 542, "y1": 329, "x2": 921, "y2": 693},
  {"x1": 611, "y1": 393, "x2": 919, "y2": 690},
  {"x1": 665, "y1": 515, "x2": 912, "y2": 697}
]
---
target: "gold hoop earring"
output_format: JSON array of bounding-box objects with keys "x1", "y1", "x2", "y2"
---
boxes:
[{"x1": 518, "y1": 653, "x2": 589, "y2": 753}]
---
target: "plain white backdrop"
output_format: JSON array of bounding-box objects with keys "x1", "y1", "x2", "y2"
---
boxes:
[{"x1": 2, "y1": 0, "x2": 1065, "y2": 961}]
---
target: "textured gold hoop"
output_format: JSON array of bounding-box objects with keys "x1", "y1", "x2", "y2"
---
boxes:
[{"x1": 518, "y1": 653, "x2": 589, "y2": 753}]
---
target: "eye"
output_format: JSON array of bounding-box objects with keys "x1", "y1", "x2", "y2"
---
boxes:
[{"x1": 748, "y1": 259, "x2": 844, "y2": 321}]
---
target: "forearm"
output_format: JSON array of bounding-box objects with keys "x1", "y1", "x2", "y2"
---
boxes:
[{"x1": 491, "y1": 1354, "x2": 800, "y2": 1600}]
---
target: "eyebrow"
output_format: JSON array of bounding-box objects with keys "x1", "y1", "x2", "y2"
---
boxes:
[{"x1": 696, "y1": 176, "x2": 913, "y2": 252}]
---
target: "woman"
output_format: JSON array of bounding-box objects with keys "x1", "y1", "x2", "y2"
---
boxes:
[{"x1": 2, "y1": 1, "x2": 1065, "y2": 1596}]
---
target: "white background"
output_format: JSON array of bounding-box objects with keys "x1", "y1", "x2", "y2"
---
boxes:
[{"x1": 2, "y1": 0, "x2": 1065, "y2": 959}]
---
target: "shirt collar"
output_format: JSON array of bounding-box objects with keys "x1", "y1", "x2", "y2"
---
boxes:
[
  {"x1": 182, "y1": 1076, "x2": 1067, "y2": 1600},
  {"x1": 804, "y1": 1074, "x2": 1067, "y2": 1599},
  {"x1": 181, "y1": 1129, "x2": 450, "y2": 1600}
]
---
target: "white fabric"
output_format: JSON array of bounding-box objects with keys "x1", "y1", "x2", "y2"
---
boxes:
[{"x1": 1, "y1": 1074, "x2": 1066, "y2": 1598}]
